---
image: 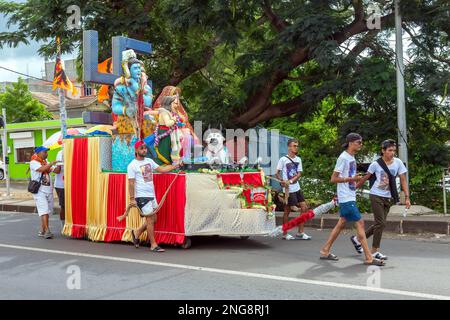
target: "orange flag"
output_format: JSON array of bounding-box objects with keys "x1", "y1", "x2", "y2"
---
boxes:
[
  {"x1": 97, "y1": 58, "x2": 112, "y2": 102},
  {"x1": 52, "y1": 37, "x2": 78, "y2": 96}
]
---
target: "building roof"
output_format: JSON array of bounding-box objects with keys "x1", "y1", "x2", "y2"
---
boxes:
[
  {"x1": 4, "y1": 118, "x2": 85, "y2": 132},
  {"x1": 31, "y1": 92, "x2": 97, "y2": 111}
]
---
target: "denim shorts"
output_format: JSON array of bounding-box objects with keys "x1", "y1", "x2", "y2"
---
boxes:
[{"x1": 339, "y1": 201, "x2": 361, "y2": 222}]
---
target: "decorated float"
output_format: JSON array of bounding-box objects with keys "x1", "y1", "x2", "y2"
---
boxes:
[{"x1": 61, "y1": 49, "x2": 276, "y2": 248}]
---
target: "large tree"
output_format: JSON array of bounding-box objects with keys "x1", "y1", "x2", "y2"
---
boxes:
[{"x1": 0, "y1": 0, "x2": 448, "y2": 128}]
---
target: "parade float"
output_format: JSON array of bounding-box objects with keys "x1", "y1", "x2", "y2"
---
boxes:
[{"x1": 61, "y1": 49, "x2": 276, "y2": 248}]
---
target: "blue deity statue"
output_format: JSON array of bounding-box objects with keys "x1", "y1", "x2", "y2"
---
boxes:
[{"x1": 111, "y1": 50, "x2": 153, "y2": 137}]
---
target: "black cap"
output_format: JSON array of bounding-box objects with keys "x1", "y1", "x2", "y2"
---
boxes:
[{"x1": 342, "y1": 133, "x2": 362, "y2": 149}]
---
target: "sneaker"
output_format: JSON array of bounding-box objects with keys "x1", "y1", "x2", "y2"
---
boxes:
[
  {"x1": 350, "y1": 235, "x2": 363, "y2": 254},
  {"x1": 295, "y1": 233, "x2": 312, "y2": 240},
  {"x1": 282, "y1": 234, "x2": 297, "y2": 240},
  {"x1": 372, "y1": 252, "x2": 388, "y2": 260},
  {"x1": 268, "y1": 225, "x2": 283, "y2": 238},
  {"x1": 44, "y1": 231, "x2": 54, "y2": 239},
  {"x1": 38, "y1": 230, "x2": 45, "y2": 237}
]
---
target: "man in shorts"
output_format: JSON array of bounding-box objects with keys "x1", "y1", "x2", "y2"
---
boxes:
[
  {"x1": 319, "y1": 133, "x2": 385, "y2": 266},
  {"x1": 276, "y1": 138, "x2": 311, "y2": 240},
  {"x1": 29, "y1": 146, "x2": 58, "y2": 239},
  {"x1": 127, "y1": 140, "x2": 181, "y2": 252}
]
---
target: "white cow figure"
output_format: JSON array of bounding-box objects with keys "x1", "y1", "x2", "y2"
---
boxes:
[{"x1": 204, "y1": 129, "x2": 230, "y2": 165}]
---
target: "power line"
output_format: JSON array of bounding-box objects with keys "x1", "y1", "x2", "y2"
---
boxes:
[{"x1": 0, "y1": 65, "x2": 84, "y2": 90}]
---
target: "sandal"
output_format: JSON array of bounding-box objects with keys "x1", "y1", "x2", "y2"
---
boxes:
[
  {"x1": 150, "y1": 246, "x2": 165, "y2": 253},
  {"x1": 364, "y1": 258, "x2": 385, "y2": 266},
  {"x1": 131, "y1": 230, "x2": 139, "y2": 248},
  {"x1": 320, "y1": 253, "x2": 339, "y2": 261}
]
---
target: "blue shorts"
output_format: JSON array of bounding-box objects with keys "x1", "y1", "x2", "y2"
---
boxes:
[{"x1": 339, "y1": 201, "x2": 361, "y2": 222}]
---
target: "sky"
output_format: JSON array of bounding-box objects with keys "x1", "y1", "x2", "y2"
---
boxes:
[{"x1": 0, "y1": 0, "x2": 76, "y2": 82}]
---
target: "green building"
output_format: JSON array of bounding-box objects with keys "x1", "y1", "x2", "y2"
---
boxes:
[{"x1": 1, "y1": 118, "x2": 86, "y2": 180}]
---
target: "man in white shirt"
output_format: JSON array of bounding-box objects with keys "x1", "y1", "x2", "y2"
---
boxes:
[
  {"x1": 352, "y1": 139, "x2": 410, "y2": 260},
  {"x1": 319, "y1": 133, "x2": 385, "y2": 266},
  {"x1": 53, "y1": 150, "x2": 65, "y2": 228},
  {"x1": 29, "y1": 146, "x2": 58, "y2": 239},
  {"x1": 276, "y1": 138, "x2": 311, "y2": 240},
  {"x1": 127, "y1": 140, "x2": 181, "y2": 252}
]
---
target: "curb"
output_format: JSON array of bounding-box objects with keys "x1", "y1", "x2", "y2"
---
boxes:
[
  {"x1": 275, "y1": 213, "x2": 450, "y2": 236},
  {"x1": 0, "y1": 204, "x2": 61, "y2": 215}
]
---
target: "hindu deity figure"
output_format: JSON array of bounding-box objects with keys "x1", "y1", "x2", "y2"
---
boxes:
[
  {"x1": 152, "y1": 86, "x2": 199, "y2": 162},
  {"x1": 111, "y1": 50, "x2": 153, "y2": 139},
  {"x1": 151, "y1": 96, "x2": 183, "y2": 165}
]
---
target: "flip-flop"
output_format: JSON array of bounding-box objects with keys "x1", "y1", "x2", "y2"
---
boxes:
[
  {"x1": 131, "y1": 230, "x2": 139, "y2": 248},
  {"x1": 320, "y1": 253, "x2": 339, "y2": 261},
  {"x1": 150, "y1": 246, "x2": 165, "y2": 253},
  {"x1": 364, "y1": 258, "x2": 385, "y2": 266}
]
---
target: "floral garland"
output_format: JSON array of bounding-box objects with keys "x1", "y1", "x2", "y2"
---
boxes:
[{"x1": 154, "y1": 112, "x2": 182, "y2": 147}]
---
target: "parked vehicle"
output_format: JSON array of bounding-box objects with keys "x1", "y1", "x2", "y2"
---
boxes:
[{"x1": 0, "y1": 159, "x2": 4, "y2": 180}]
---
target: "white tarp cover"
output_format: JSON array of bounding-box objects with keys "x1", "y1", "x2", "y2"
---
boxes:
[{"x1": 184, "y1": 173, "x2": 275, "y2": 236}]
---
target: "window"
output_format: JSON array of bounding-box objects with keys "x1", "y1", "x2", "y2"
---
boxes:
[
  {"x1": 84, "y1": 84, "x2": 93, "y2": 96},
  {"x1": 16, "y1": 147, "x2": 34, "y2": 163}
]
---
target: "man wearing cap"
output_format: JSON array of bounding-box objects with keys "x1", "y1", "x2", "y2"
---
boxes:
[
  {"x1": 127, "y1": 140, "x2": 181, "y2": 252},
  {"x1": 30, "y1": 146, "x2": 58, "y2": 239},
  {"x1": 319, "y1": 133, "x2": 385, "y2": 266}
]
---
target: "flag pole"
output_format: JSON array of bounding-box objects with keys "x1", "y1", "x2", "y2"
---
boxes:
[{"x1": 59, "y1": 87, "x2": 67, "y2": 139}]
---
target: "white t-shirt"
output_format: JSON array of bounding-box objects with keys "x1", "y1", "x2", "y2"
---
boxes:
[
  {"x1": 54, "y1": 150, "x2": 64, "y2": 189},
  {"x1": 368, "y1": 157, "x2": 407, "y2": 198},
  {"x1": 334, "y1": 151, "x2": 357, "y2": 203},
  {"x1": 127, "y1": 158, "x2": 160, "y2": 198},
  {"x1": 276, "y1": 155, "x2": 303, "y2": 193},
  {"x1": 29, "y1": 160, "x2": 53, "y2": 194}
]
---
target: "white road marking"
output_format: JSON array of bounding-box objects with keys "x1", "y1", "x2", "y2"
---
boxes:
[{"x1": 1, "y1": 243, "x2": 449, "y2": 300}]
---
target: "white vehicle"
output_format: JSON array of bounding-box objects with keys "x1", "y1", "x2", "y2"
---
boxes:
[{"x1": 0, "y1": 159, "x2": 4, "y2": 180}]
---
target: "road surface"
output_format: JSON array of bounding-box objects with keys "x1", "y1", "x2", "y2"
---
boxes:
[{"x1": 0, "y1": 211, "x2": 449, "y2": 300}]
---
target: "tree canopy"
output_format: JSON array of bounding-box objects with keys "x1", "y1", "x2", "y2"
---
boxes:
[
  {"x1": 1, "y1": 0, "x2": 448, "y2": 126},
  {"x1": 0, "y1": 78, "x2": 53, "y2": 123}
]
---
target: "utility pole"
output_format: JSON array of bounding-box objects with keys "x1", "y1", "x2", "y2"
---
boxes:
[
  {"x1": 395, "y1": 0, "x2": 409, "y2": 184},
  {"x1": 2, "y1": 108, "x2": 11, "y2": 197}
]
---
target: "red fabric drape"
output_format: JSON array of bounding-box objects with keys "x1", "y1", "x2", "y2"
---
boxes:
[
  {"x1": 104, "y1": 174, "x2": 127, "y2": 242},
  {"x1": 153, "y1": 173, "x2": 186, "y2": 245},
  {"x1": 71, "y1": 138, "x2": 88, "y2": 238},
  {"x1": 243, "y1": 173, "x2": 263, "y2": 187},
  {"x1": 282, "y1": 210, "x2": 315, "y2": 232},
  {"x1": 219, "y1": 172, "x2": 265, "y2": 206}
]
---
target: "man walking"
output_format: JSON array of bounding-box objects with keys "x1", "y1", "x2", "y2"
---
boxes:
[
  {"x1": 350, "y1": 139, "x2": 410, "y2": 260},
  {"x1": 30, "y1": 146, "x2": 57, "y2": 239},
  {"x1": 127, "y1": 140, "x2": 181, "y2": 252},
  {"x1": 53, "y1": 149, "x2": 65, "y2": 228},
  {"x1": 276, "y1": 138, "x2": 311, "y2": 240},
  {"x1": 319, "y1": 133, "x2": 385, "y2": 266}
]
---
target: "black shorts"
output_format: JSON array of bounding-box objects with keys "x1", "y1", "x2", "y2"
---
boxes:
[
  {"x1": 287, "y1": 190, "x2": 306, "y2": 206},
  {"x1": 55, "y1": 188, "x2": 65, "y2": 209},
  {"x1": 135, "y1": 197, "x2": 157, "y2": 216}
]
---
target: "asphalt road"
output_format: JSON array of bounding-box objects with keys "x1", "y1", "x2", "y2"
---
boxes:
[{"x1": 0, "y1": 211, "x2": 449, "y2": 300}]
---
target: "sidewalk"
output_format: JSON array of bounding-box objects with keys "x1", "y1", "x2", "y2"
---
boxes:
[{"x1": 0, "y1": 181, "x2": 61, "y2": 215}]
